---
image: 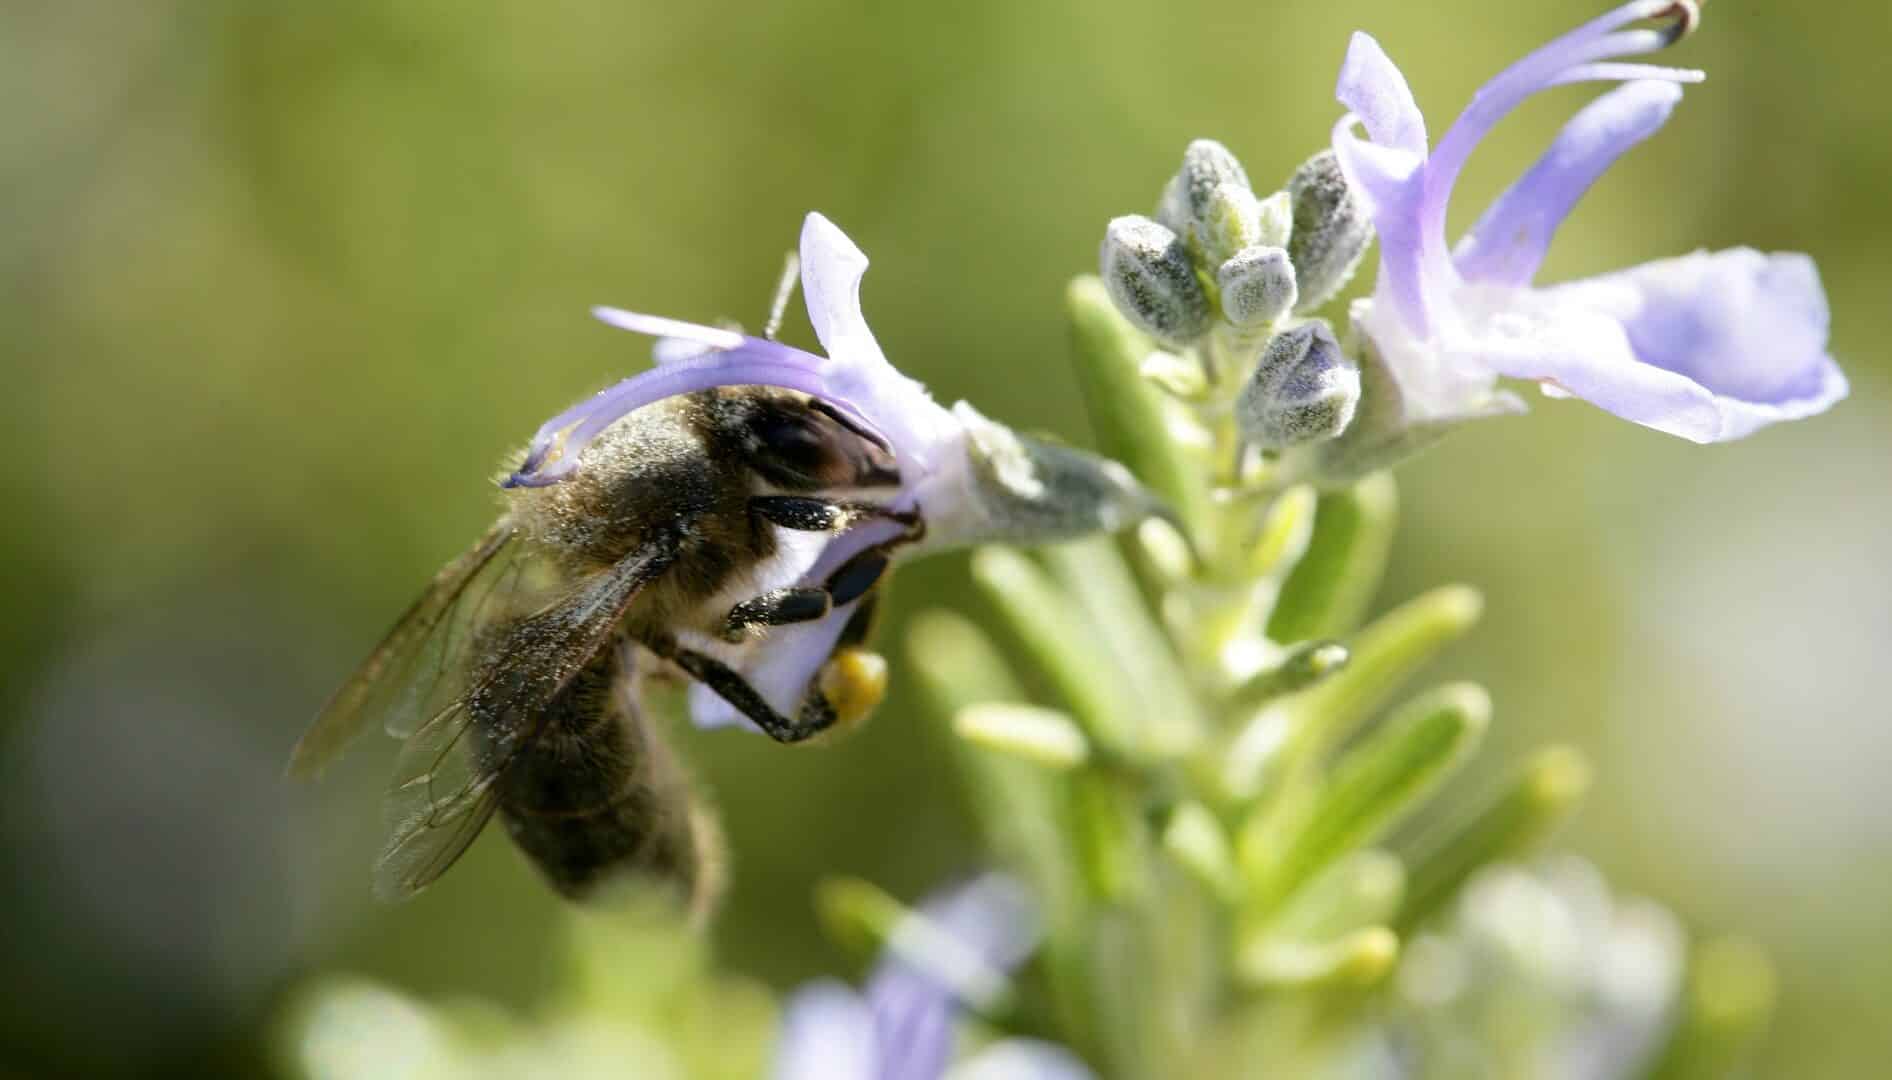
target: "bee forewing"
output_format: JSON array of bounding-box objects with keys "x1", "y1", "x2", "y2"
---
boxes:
[
  {"x1": 288, "y1": 521, "x2": 521, "y2": 777},
  {"x1": 369, "y1": 535, "x2": 677, "y2": 900}
]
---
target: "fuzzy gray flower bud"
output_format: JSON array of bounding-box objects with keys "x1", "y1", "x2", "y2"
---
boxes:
[
  {"x1": 1287, "y1": 150, "x2": 1373, "y2": 313},
  {"x1": 1217, "y1": 245, "x2": 1298, "y2": 330},
  {"x1": 1157, "y1": 140, "x2": 1269, "y2": 269},
  {"x1": 1237, "y1": 321, "x2": 1361, "y2": 450},
  {"x1": 1157, "y1": 139, "x2": 1252, "y2": 234},
  {"x1": 1100, "y1": 215, "x2": 1211, "y2": 347}
]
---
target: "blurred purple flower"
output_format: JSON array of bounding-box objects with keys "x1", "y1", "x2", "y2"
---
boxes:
[
  {"x1": 773, "y1": 874, "x2": 1094, "y2": 1080},
  {"x1": 1332, "y1": 0, "x2": 1846, "y2": 443}
]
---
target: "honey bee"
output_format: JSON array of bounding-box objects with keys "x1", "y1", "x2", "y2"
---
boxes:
[{"x1": 289, "y1": 385, "x2": 920, "y2": 909}]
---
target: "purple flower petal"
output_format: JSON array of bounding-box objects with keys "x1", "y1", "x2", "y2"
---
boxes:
[
  {"x1": 1530, "y1": 249, "x2": 1847, "y2": 441},
  {"x1": 1455, "y1": 80, "x2": 1682, "y2": 288},
  {"x1": 773, "y1": 980, "x2": 879, "y2": 1080},
  {"x1": 592, "y1": 307, "x2": 744, "y2": 349},
  {"x1": 1332, "y1": 3, "x2": 1844, "y2": 449},
  {"x1": 869, "y1": 977, "x2": 955, "y2": 1080},
  {"x1": 773, "y1": 874, "x2": 1048, "y2": 1080},
  {"x1": 1332, "y1": 113, "x2": 1439, "y2": 339},
  {"x1": 797, "y1": 213, "x2": 958, "y2": 475},
  {"x1": 1425, "y1": 1, "x2": 1699, "y2": 226},
  {"x1": 1335, "y1": 32, "x2": 1427, "y2": 155},
  {"x1": 502, "y1": 332, "x2": 835, "y2": 487}
]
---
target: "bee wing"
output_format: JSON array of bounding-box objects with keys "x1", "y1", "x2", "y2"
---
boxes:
[
  {"x1": 288, "y1": 520, "x2": 527, "y2": 778},
  {"x1": 372, "y1": 537, "x2": 676, "y2": 901}
]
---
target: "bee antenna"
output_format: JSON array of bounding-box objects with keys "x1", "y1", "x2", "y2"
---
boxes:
[{"x1": 764, "y1": 251, "x2": 800, "y2": 341}]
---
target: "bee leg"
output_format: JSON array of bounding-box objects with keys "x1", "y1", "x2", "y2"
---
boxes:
[
  {"x1": 825, "y1": 547, "x2": 891, "y2": 607},
  {"x1": 652, "y1": 639, "x2": 833, "y2": 743},
  {"x1": 750, "y1": 495, "x2": 924, "y2": 537},
  {"x1": 722, "y1": 587, "x2": 832, "y2": 641},
  {"x1": 749, "y1": 495, "x2": 845, "y2": 531}
]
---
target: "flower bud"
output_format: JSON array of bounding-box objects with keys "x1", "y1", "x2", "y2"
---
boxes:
[
  {"x1": 1099, "y1": 215, "x2": 1211, "y2": 347},
  {"x1": 1217, "y1": 245, "x2": 1298, "y2": 330},
  {"x1": 1158, "y1": 140, "x2": 1268, "y2": 269},
  {"x1": 1255, "y1": 190, "x2": 1292, "y2": 249},
  {"x1": 1196, "y1": 182, "x2": 1262, "y2": 269},
  {"x1": 1156, "y1": 139, "x2": 1252, "y2": 236},
  {"x1": 1287, "y1": 150, "x2": 1374, "y2": 313},
  {"x1": 1237, "y1": 322, "x2": 1361, "y2": 450}
]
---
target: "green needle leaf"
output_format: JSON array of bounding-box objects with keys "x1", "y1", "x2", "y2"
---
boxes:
[
  {"x1": 955, "y1": 704, "x2": 1091, "y2": 769},
  {"x1": 1227, "y1": 639, "x2": 1350, "y2": 711},
  {"x1": 1289, "y1": 583, "x2": 1484, "y2": 758},
  {"x1": 1246, "y1": 684, "x2": 1489, "y2": 909},
  {"x1": 1267, "y1": 472, "x2": 1397, "y2": 643},
  {"x1": 1161, "y1": 801, "x2": 1240, "y2": 902},
  {"x1": 1237, "y1": 926, "x2": 1400, "y2": 989},
  {"x1": 1398, "y1": 744, "x2": 1592, "y2": 931},
  {"x1": 972, "y1": 545, "x2": 1141, "y2": 758},
  {"x1": 1067, "y1": 275, "x2": 1212, "y2": 545}
]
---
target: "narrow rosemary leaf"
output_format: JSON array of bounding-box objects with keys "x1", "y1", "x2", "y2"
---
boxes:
[
  {"x1": 971, "y1": 546, "x2": 1141, "y2": 758},
  {"x1": 1266, "y1": 472, "x2": 1397, "y2": 643},
  {"x1": 1247, "y1": 684, "x2": 1488, "y2": 910},
  {"x1": 1161, "y1": 801, "x2": 1240, "y2": 902},
  {"x1": 1066, "y1": 275, "x2": 1212, "y2": 544},
  {"x1": 1262, "y1": 849, "x2": 1406, "y2": 946},
  {"x1": 955, "y1": 704, "x2": 1090, "y2": 770},
  {"x1": 1397, "y1": 744, "x2": 1592, "y2": 931},
  {"x1": 1237, "y1": 926, "x2": 1399, "y2": 989},
  {"x1": 1043, "y1": 535, "x2": 1204, "y2": 756},
  {"x1": 1290, "y1": 583, "x2": 1484, "y2": 758},
  {"x1": 1226, "y1": 639, "x2": 1349, "y2": 711}
]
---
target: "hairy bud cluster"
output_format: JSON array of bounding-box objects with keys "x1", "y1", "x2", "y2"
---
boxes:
[{"x1": 1097, "y1": 137, "x2": 1374, "y2": 455}]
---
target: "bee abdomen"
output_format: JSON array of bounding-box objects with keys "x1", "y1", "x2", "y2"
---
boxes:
[{"x1": 491, "y1": 646, "x2": 721, "y2": 912}]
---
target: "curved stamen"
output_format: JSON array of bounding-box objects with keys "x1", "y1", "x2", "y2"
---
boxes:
[
  {"x1": 1654, "y1": 1, "x2": 1702, "y2": 46},
  {"x1": 1422, "y1": 1, "x2": 1703, "y2": 242},
  {"x1": 1546, "y1": 62, "x2": 1704, "y2": 88}
]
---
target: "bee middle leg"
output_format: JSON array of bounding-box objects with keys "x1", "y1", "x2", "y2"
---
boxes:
[
  {"x1": 718, "y1": 535, "x2": 901, "y2": 640},
  {"x1": 650, "y1": 636, "x2": 835, "y2": 743},
  {"x1": 722, "y1": 587, "x2": 832, "y2": 640}
]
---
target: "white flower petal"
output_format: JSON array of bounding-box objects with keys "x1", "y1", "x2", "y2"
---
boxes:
[{"x1": 799, "y1": 211, "x2": 880, "y2": 362}]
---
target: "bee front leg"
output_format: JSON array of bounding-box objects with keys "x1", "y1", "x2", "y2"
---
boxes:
[
  {"x1": 749, "y1": 495, "x2": 923, "y2": 536},
  {"x1": 650, "y1": 637, "x2": 833, "y2": 743}
]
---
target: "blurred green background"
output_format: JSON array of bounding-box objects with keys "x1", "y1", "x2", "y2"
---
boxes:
[{"x1": 3, "y1": 0, "x2": 1887, "y2": 1075}]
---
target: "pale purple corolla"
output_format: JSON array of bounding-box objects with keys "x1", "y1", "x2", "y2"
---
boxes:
[
  {"x1": 772, "y1": 874, "x2": 1095, "y2": 1080},
  {"x1": 1331, "y1": 0, "x2": 1845, "y2": 445},
  {"x1": 505, "y1": 213, "x2": 1160, "y2": 729}
]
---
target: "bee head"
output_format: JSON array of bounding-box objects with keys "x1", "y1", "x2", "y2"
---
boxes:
[{"x1": 712, "y1": 390, "x2": 899, "y2": 493}]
